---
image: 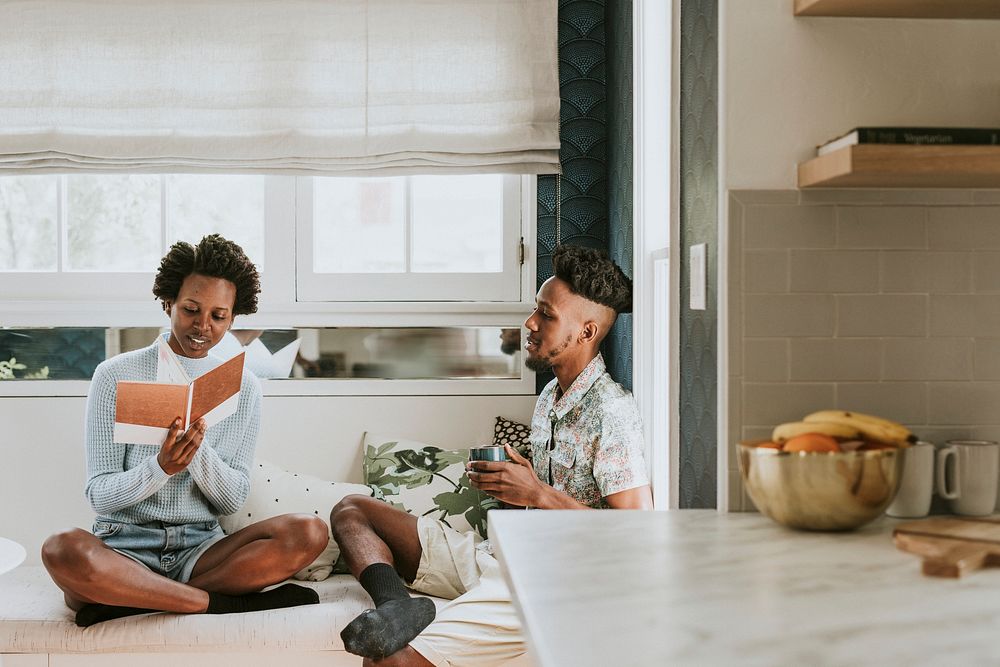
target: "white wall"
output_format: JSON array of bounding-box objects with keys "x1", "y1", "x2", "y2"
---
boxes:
[
  {"x1": 722, "y1": 0, "x2": 1000, "y2": 189},
  {"x1": 1, "y1": 394, "x2": 536, "y2": 565}
]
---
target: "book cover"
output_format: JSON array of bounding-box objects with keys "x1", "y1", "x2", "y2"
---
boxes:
[
  {"x1": 113, "y1": 343, "x2": 246, "y2": 445},
  {"x1": 818, "y1": 127, "x2": 1000, "y2": 156}
]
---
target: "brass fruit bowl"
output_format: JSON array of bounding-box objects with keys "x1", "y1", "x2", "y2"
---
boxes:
[{"x1": 737, "y1": 442, "x2": 903, "y2": 531}]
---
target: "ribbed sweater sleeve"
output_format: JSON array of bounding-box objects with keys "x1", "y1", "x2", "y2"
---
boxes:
[
  {"x1": 84, "y1": 352, "x2": 172, "y2": 515},
  {"x1": 186, "y1": 372, "x2": 260, "y2": 515}
]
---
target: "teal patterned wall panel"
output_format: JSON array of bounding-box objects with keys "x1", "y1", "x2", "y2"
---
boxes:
[
  {"x1": 679, "y1": 0, "x2": 718, "y2": 508},
  {"x1": 605, "y1": 0, "x2": 633, "y2": 391},
  {"x1": 537, "y1": 0, "x2": 610, "y2": 392}
]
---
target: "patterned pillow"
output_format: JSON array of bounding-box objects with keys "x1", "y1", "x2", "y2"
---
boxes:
[
  {"x1": 493, "y1": 416, "x2": 531, "y2": 457},
  {"x1": 362, "y1": 433, "x2": 499, "y2": 538},
  {"x1": 218, "y1": 459, "x2": 375, "y2": 581}
]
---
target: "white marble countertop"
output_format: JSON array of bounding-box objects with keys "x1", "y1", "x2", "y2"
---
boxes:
[{"x1": 489, "y1": 510, "x2": 1000, "y2": 667}]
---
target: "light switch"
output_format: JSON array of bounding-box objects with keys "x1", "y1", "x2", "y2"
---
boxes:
[{"x1": 690, "y1": 243, "x2": 706, "y2": 310}]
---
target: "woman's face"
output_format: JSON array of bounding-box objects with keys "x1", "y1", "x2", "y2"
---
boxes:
[{"x1": 164, "y1": 273, "x2": 237, "y2": 358}]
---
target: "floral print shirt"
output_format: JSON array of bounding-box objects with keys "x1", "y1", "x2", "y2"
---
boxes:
[{"x1": 530, "y1": 354, "x2": 648, "y2": 508}]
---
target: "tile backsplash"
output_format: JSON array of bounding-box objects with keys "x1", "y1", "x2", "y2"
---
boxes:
[{"x1": 728, "y1": 189, "x2": 1000, "y2": 510}]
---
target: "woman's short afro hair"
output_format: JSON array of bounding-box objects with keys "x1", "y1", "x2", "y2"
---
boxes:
[
  {"x1": 551, "y1": 244, "x2": 632, "y2": 314},
  {"x1": 152, "y1": 234, "x2": 261, "y2": 316}
]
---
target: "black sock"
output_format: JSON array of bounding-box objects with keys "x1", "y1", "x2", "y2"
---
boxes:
[
  {"x1": 358, "y1": 562, "x2": 409, "y2": 607},
  {"x1": 341, "y1": 597, "x2": 437, "y2": 659},
  {"x1": 75, "y1": 604, "x2": 158, "y2": 627},
  {"x1": 206, "y1": 583, "x2": 319, "y2": 614}
]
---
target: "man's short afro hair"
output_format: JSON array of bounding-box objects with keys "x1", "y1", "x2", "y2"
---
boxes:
[
  {"x1": 551, "y1": 244, "x2": 632, "y2": 314},
  {"x1": 152, "y1": 234, "x2": 261, "y2": 316}
]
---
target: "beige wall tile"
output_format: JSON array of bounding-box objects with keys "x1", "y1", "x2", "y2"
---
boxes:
[
  {"x1": 974, "y1": 339, "x2": 1000, "y2": 380},
  {"x1": 880, "y1": 251, "x2": 972, "y2": 294},
  {"x1": 837, "y1": 207, "x2": 926, "y2": 249},
  {"x1": 744, "y1": 294, "x2": 835, "y2": 337},
  {"x1": 744, "y1": 205, "x2": 835, "y2": 249},
  {"x1": 730, "y1": 190, "x2": 799, "y2": 205},
  {"x1": 928, "y1": 207, "x2": 1000, "y2": 250},
  {"x1": 881, "y1": 190, "x2": 973, "y2": 206},
  {"x1": 744, "y1": 339, "x2": 788, "y2": 382},
  {"x1": 835, "y1": 382, "x2": 927, "y2": 425},
  {"x1": 742, "y1": 383, "x2": 835, "y2": 427},
  {"x1": 837, "y1": 295, "x2": 927, "y2": 337},
  {"x1": 929, "y1": 294, "x2": 977, "y2": 336},
  {"x1": 799, "y1": 190, "x2": 884, "y2": 205},
  {"x1": 928, "y1": 383, "x2": 1000, "y2": 424},
  {"x1": 744, "y1": 250, "x2": 788, "y2": 293},
  {"x1": 929, "y1": 295, "x2": 1000, "y2": 337},
  {"x1": 789, "y1": 338, "x2": 882, "y2": 381},
  {"x1": 974, "y1": 252, "x2": 1000, "y2": 293},
  {"x1": 790, "y1": 250, "x2": 879, "y2": 293},
  {"x1": 882, "y1": 338, "x2": 973, "y2": 381}
]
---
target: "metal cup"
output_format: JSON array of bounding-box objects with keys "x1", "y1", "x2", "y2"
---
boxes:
[{"x1": 469, "y1": 445, "x2": 508, "y2": 462}]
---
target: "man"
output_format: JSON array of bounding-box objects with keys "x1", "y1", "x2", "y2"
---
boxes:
[{"x1": 330, "y1": 244, "x2": 653, "y2": 666}]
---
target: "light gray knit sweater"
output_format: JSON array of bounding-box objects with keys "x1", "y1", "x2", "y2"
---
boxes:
[{"x1": 84, "y1": 335, "x2": 262, "y2": 525}]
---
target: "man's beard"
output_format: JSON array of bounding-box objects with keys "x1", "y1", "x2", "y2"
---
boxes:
[
  {"x1": 525, "y1": 355, "x2": 552, "y2": 372},
  {"x1": 501, "y1": 339, "x2": 520, "y2": 355}
]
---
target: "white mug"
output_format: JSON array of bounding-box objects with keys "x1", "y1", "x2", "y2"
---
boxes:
[
  {"x1": 937, "y1": 440, "x2": 1000, "y2": 516},
  {"x1": 886, "y1": 441, "x2": 935, "y2": 518}
]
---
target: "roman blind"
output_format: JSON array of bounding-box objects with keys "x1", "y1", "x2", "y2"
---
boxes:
[{"x1": 0, "y1": 0, "x2": 560, "y2": 175}]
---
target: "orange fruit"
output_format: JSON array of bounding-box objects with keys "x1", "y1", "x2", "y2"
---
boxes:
[
  {"x1": 782, "y1": 433, "x2": 841, "y2": 453},
  {"x1": 756, "y1": 441, "x2": 782, "y2": 449}
]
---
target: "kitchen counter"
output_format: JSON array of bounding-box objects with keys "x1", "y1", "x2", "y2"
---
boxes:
[{"x1": 488, "y1": 510, "x2": 1000, "y2": 666}]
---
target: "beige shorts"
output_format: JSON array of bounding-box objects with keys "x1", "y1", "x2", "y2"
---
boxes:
[{"x1": 408, "y1": 516, "x2": 530, "y2": 667}]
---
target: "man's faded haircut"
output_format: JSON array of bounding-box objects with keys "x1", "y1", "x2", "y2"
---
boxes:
[{"x1": 551, "y1": 244, "x2": 632, "y2": 314}]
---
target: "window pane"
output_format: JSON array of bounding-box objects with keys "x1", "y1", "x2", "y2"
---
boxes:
[
  {"x1": 66, "y1": 175, "x2": 160, "y2": 271},
  {"x1": 411, "y1": 174, "x2": 503, "y2": 273},
  {"x1": 0, "y1": 176, "x2": 57, "y2": 271},
  {"x1": 167, "y1": 175, "x2": 265, "y2": 268},
  {"x1": 313, "y1": 177, "x2": 404, "y2": 273}
]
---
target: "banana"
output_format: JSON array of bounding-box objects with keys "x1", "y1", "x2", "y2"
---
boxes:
[
  {"x1": 772, "y1": 420, "x2": 861, "y2": 444},
  {"x1": 802, "y1": 410, "x2": 913, "y2": 445}
]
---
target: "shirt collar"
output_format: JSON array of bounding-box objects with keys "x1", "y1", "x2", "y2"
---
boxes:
[{"x1": 550, "y1": 353, "x2": 607, "y2": 420}]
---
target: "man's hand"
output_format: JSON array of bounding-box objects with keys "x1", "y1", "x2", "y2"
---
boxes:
[
  {"x1": 467, "y1": 444, "x2": 545, "y2": 508},
  {"x1": 157, "y1": 418, "x2": 205, "y2": 475}
]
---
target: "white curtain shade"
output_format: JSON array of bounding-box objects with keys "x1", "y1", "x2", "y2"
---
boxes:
[{"x1": 0, "y1": 0, "x2": 560, "y2": 175}]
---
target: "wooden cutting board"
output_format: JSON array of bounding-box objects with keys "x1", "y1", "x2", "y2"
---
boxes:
[{"x1": 894, "y1": 517, "x2": 1000, "y2": 577}]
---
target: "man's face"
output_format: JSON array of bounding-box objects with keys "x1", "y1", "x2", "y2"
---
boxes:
[
  {"x1": 499, "y1": 328, "x2": 521, "y2": 355},
  {"x1": 164, "y1": 273, "x2": 236, "y2": 359},
  {"x1": 523, "y1": 277, "x2": 580, "y2": 372}
]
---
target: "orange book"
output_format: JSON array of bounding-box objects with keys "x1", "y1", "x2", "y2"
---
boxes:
[{"x1": 113, "y1": 344, "x2": 245, "y2": 445}]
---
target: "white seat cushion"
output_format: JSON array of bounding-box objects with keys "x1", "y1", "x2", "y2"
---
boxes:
[{"x1": 0, "y1": 566, "x2": 441, "y2": 654}]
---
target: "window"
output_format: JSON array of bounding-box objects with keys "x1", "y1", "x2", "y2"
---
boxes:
[
  {"x1": 0, "y1": 173, "x2": 529, "y2": 305},
  {"x1": 298, "y1": 174, "x2": 522, "y2": 301},
  {"x1": 0, "y1": 173, "x2": 535, "y2": 394}
]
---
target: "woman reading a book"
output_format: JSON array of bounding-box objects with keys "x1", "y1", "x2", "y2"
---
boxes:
[{"x1": 40, "y1": 234, "x2": 329, "y2": 627}]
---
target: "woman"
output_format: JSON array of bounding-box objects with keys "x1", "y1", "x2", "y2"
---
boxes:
[{"x1": 41, "y1": 234, "x2": 328, "y2": 627}]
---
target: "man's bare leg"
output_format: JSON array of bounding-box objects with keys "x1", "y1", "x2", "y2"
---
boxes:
[{"x1": 330, "y1": 495, "x2": 436, "y2": 660}]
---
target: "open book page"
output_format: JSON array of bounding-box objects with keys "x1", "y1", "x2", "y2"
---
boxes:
[
  {"x1": 190, "y1": 352, "x2": 245, "y2": 427},
  {"x1": 113, "y1": 382, "x2": 191, "y2": 445},
  {"x1": 113, "y1": 349, "x2": 246, "y2": 445},
  {"x1": 156, "y1": 335, "x2": 190, "y2": 384}
]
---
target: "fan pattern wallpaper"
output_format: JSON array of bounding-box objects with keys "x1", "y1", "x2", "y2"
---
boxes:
[
  {"x1": 536, "y1": 0, "x2": 633, "y2": 392},
  {"x1": 679, "y1": 0, "x2": 718, "y2": 508}
]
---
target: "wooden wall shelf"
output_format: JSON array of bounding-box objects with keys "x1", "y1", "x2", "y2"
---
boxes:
[
  {"x1": 797, "y1": 145, "x2": 1000, "y2": 188},
  {"x1": 794, "y1": 0, "x2": 1000, "y2": 19}
]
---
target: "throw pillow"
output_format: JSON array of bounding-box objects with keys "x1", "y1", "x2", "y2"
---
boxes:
[
  {"x1": 363, "y1": 433, "x2": 500, "y2": 538},
  {"x1": 492, "y1": 415, "x2": 531, "y2": 457},
  {"x1": 218, "y1": 459, "x2": 375, "y2": 581}
]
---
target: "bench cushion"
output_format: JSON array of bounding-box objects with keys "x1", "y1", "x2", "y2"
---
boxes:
[{"x1": 0, "y1": 566, "x2": 430, "y2": 654}]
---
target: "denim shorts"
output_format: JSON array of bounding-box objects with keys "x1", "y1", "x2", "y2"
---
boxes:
[{"x1": 92, "y1": 519, "x2": 226, "y2": 583}]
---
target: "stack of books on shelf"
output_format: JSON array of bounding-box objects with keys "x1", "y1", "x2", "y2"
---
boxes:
[{"x1": 817, "y1": 127, "x2": 1000, "y2": 156}]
